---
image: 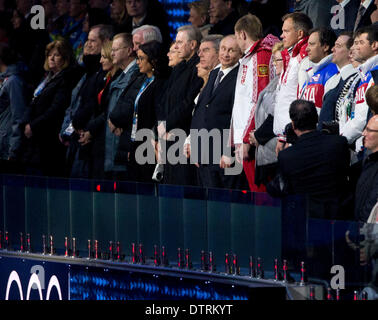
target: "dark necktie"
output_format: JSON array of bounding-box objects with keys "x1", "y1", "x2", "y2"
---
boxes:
[
  {"x1": 354, "y1": 4, "x2": 366, "y2": 31},
  {"x1": 213, "y1": 70, "x2": 224, "y2": 93}
]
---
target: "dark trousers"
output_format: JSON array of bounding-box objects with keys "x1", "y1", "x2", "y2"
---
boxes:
[{"x1": 197, "y1": 163, "x2": 249, "y2": 190}]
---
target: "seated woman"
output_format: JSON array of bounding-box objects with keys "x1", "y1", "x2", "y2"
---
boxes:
[
  {"x1": 109, "y1": 40, "x2": 170, "y2": 182},
  {"x1": 21, "y1": 38, "x2": 82, "y2": 177}
]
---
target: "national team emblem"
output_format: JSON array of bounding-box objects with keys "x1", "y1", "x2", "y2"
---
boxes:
[{"x1": 257, "y1": 64, "x2": 269, "y2": 77}]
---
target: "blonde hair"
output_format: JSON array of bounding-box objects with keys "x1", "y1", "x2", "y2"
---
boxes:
[
  {"x1": 101, "y1": 40, "x2": 117, "y2": 77},
  {"x1": 272, "y1": 41, "x2": 284, "y2": 55},
  {"x1": 101, "y1": 40, "x2": 113, "y2": 62}
]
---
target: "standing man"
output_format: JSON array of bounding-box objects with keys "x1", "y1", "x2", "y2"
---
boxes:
[
  {"x1": 63, "y1": 0, "x2": 88, "y2": 61},
  {"x1": 341, "y1": 26, "x2": 378, "y2": 149},
  {"x1": 230, "y1": 14, "x2": 279, "y2": 192},
  {"x1": 273, "y1": 12, "x2": 313, "y2": 152},
  {"x1": 190, "y1": 35, "x2": 247, "y2": 189},
  {"x1": 268, "y1": 99, "x2": 351, "y2": 220},
  {"x1": 318, "y1": 32, "x2": 357, "y2": 130},
  {"x1": 299, "y1": 27, "x2": 338, "y2": 112},
  {"x1": 98, "y1": 33, "x2": 140, "y2": 180},
  {"x1": 0, "y1": 44, "x2": 28, "y2": 162},
  {"x1": 157, "y1": 25, "x2": 203, "y2": 186},
  {"x1": 355, "y1": 115, "x2": 378, "y2": 221},
  {"x1": 60, "y1": 24, "x2": 112, "y2": 178},
  {"x1": 353, "y1": 0, "x2": 377, "y2": 31}
]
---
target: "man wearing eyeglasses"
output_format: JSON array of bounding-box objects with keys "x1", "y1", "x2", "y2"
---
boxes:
[
  {"x1": 101, "y1": 33, "x2": 140, "y2": 180},
  {"x1": 355, "y1": 115, "x2": 378, "y2": 221}
]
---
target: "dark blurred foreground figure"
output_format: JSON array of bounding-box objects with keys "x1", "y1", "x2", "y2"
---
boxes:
[
  {"x1": 21, "y1": 39, "x2": 83, "y2": 177},
  {"x1": 355, "y1": 115, "x2": 378, "y2": 222},
  {"x1": 0, "y1": 43, "x2": 29, "y2": 161},
  {"x1": 267, "y1": 99, "x2": 352, "y2": 220}
]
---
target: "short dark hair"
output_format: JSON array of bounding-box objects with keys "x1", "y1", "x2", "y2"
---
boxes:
[
  {"x1": 289, "y1": 99, "x2": 318, "y2": 131},
  {"x1": 365, "y1": 84, "x2": 378, "y2": 115},
  {"x1": 90, "y1": 24, "x2": 114, "y2": 42},
  {"x1": 339, "y1": 31, "x2": 354, "y2": 50},
  {"x1": 282, "y1": 12, "x2": 313, "y2": 37},
  {"x1": 310, "y1": 27, "x2": 337, "y2": 55},
  {"x1": 355, "y1": 25, "x2": 378, "y2": 44}
]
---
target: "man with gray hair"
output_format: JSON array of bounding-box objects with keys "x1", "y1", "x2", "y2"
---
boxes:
[
  {"x1": 198, "y1": 34, "x2": 223, "y2": 70},
  {"x1": 132, "y1": 24, "x2": 163, "y2": 51},
  {"x1": 157, "y1": 25, "x2": 204, "y2": 186}
]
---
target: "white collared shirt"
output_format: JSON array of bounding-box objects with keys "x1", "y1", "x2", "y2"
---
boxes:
[
  {"x1": 219, "y1": 62, "x2": 239, "y2": 80},
  {"x1": 123, "y1": 59, "x2": 137, "y2": 74},
  {"x1": 340, "y1": 0, "x2": 352, "y2": 8},
  {"x1": 362, "y1": 0, "x2": 373, "y2": 10}
]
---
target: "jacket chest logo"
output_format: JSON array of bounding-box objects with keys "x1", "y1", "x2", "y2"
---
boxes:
[{"x1": 241, "y1": 64, "x2": 248, "y2": 85}]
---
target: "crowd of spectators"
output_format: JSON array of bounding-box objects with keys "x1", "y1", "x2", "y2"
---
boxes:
[{"x1": 0, "y1": 0, "x2": 377, "y2": 223}]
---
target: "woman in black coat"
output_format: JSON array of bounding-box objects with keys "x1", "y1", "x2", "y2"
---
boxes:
[
  {"x1": 21, "y1": 39, "x2": 83, "y2": 177},
  {"x1": 109, "y1": 40, "x2": 170, "y2": 182}
]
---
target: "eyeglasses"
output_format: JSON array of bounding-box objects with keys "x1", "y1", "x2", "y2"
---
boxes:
[
  {"x1": 111, "y1": 46, "x2": 128, "y2": 53},
  {"x1": 364, "y1": 126, "x2": 378, "y2": 133}
]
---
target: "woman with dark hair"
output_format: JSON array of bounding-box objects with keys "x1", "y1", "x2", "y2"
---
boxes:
[
  {"x1": 21, "y1": 39, "x2": 83, "y2": 177},
  {"x1": 108, "y1": 40, "x2": 169, "y2": 182}
]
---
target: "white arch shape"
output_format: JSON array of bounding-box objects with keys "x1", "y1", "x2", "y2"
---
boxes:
[
  {"x1": 5, "y1": 271, "x2": 24, "y2": 300},
  {"x1": 26, "y1": 273, "x2": 43, "y2": 300},
  {"x1": 46, "y1": 275, "x2": 62, "y2": 300}
]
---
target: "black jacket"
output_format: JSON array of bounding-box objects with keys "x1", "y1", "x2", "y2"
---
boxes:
[
  {"x1": 268, "y1": 130, "x2": 351, "y2": 220},
  {"x1": 71, "y1": 54, "x2": 107, "y2": 131},
  {"x1": 109, "y1": 74, "x2": 167, "y2": 182},
  {"x1": 21, "y1": 63, "x2": 83, "y2": 175},
  {"x1": 354, "y1": 0, "x2": 377, "y2": 31},
  {"x1": 355, "y1": 151, "x2": 378, "y2": 222},
  {"x1": 190, "y1": 65, "x2": 238, "y2": 164},
  {"x1": 208, "y1": 10, "x2": 240, "y2": 36},
  {"x1": 158, "y1": 54, "x2": 203, "y2": 133}
]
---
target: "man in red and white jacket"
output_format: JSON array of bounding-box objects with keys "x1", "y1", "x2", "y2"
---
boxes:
[
  {"x1": 273, "y1": 12, "x2": 313, "y2": 147},
  {"x1": 227, "y1": 14, "x2": 279, "y2": 192}
]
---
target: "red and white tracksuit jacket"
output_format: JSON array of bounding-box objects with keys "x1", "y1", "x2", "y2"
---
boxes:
[{"x1": 230, "y1": 34, "x2": 280, "y2": 192}]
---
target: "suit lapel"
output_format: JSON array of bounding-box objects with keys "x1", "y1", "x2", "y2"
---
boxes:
[{"x1": 207, "y1": 66, "x2": 238, "y2": 104}]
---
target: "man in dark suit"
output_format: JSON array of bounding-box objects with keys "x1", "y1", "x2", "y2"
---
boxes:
[
  {"x1": 267, "y1": 99, "x2": 351, "y2": 220},
  {"x1": 353, "y1": 0, "x2": 377, "y2": 31},
  {"x1": 332, "y1": 0, "x2": 360, "y2": 34},
  {"x1": 188, "y1": 35, "x2": 248, "y2": 189},
  {"x1": 157, "y1": 25, "x2": 203, "y2": 186}
]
